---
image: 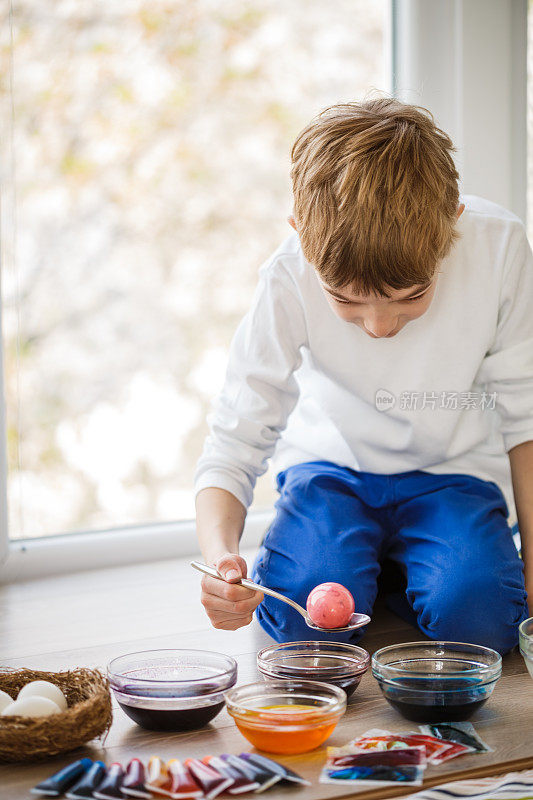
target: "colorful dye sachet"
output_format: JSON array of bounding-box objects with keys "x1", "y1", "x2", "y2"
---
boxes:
[
  {"x1": 239, "y1": 753, "x2": 310, "y2": 786},
  {"x1": 166, "y1": 759, "x2": 204, "y2": 799},
  {"x1": 184, "y1": 758, "x2": 234, "y2": 799},
  {"x1": 32, "y1": 753, "x2": 305, "y2": 799},
  {"x1": 92, "y1": 763, "x2": 125, "y2": 800},
  {"x1": 319, "y1": 721, "x2": 492, "y2": 787},
  {"x1": 65, "y1": 761, "x2": 106, "y2": 800},
  {"x1": 203, "y1": 756, "x2": 259, "y2": 794},
  {"x1": 350, "y1": 727, "x2": 471, "y2": 763},
  {"x1": 220, "y1": 753, "x2": 281, "y2": 793},
  {"x1": 420, "y1": 722, "x2": 493, "y2": 753},
  {"x1": 146, "y1": 756, "x2": 169, "y2": 791},
  {"x1": 31, "y1": 759, "x2": 94, "y2": 797},
  {"x1": 320, "y1": 745, "x2": 426, "y2": 786},
  {"x1": 352, "y1": 726, "x2": 478, "y2": 761},
  {"x1": 121, "y1": 758, "x2": 151, "y2": 799}
]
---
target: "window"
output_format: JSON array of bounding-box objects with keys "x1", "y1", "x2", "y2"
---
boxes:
[
  {"x1": 1, "y1": 1, "x2": 390, "y2": 540},
  {"x1": 526, "y1": 0, "x2": 533, "y2": 241}
]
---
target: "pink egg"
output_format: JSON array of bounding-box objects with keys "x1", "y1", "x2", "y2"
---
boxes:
[{"x1": 306, "y1": 582, "x2": 355, "y2": 629}]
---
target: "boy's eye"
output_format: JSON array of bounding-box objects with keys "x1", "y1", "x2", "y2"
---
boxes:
[
  {"x1": 402, "y1": 290, "x2": 428, "y2": 303},
  {"x1": 329, "y1": 287, "x2": 430, "y2": 305}
]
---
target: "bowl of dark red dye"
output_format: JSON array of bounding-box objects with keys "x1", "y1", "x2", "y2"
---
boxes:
[
  {"x1": 257, "y1": 641, "x2": 370, "y2": 700},
  {"x1": 372, "y1": 641, "x2": 502, "y2": 723},
  {"x1": 519, "y1": 618, "x2": 533, "y2": 679},
  {"x1": 107, "y1": 649, "x2": 237, "y2": 731}
]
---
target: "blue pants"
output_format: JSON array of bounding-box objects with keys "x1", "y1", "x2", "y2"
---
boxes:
[{"x1": 252, "y1": 461, "x2": 529, "y2": 654}]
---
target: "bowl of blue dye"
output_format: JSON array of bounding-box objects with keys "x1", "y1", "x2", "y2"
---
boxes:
[
  {"x1": 108, "y1": 649, "x2": 237, "y2": 731},
  {"x1": 519, "y1": 618, "x2": 533, "y2": 679},
  {"x1": 372, "y1": 641, "x2": 502, "y2": 723}
]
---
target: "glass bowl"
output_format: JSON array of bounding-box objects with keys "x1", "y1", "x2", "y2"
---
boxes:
[
  {"x1": 108, "y1": 649, "x2": 237, "y2": 731},
  {"x1": 257, "y1": 641, "x2": 369, "y2": 699},
  {"x1": 519, "y1": 618, "x2": 533, "y2": 679},
  {"x1": 372, "y1": 641, "x2": 501, "y2": 722},
  {"x1": 224, "y1": 679, "x2": 346, "y2": 754}
]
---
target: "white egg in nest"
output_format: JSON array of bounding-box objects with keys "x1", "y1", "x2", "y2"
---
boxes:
[
  {"x1": 1, "y1": 696, "x2": 61, "y2": 717},
  {"x1": 17, "y1": 680, "x2": 68, "y2": 711},
  {"x1": 0, "y1": 689, "x2": 14, "y2": 713}
]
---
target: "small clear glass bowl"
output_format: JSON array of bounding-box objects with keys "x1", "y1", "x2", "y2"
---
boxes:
[
  {"x1": 372, "y1": 641, "x2": 502, "y2": 723},
  {"x1": 519, "y1": 618, "x2": 533, "y2": 679},
  {"x1": 257, "y1": 641, "x2": 369, "y2": 699},
  {"x1": 108, "y1": 649, "x2": 237, "y2": 731},
  {"x1": 224, "y1": 679, "x2": 346, "y2": 754}
]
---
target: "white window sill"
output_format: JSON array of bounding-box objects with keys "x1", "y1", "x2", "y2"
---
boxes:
[{"x1": 0, "y1": 508, "x2": 274, "y2": 584}]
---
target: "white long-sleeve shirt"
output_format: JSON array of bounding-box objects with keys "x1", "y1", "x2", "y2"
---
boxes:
[{"x1": 195, "y1": 195, "x2": 533, "y2": 522}]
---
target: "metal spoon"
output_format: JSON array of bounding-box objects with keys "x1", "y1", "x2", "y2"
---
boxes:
[{"x1": 190, "y1": 561, "x2": 371, "y2": 633}]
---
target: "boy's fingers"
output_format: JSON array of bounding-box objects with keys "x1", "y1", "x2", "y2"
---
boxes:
[
  {"x1": 201, "y1": 590, "x2": 263, "y2": 614},
  {"x1": 215, "y1": 553, "x2": 248, "y2": 582},
  {"x1": 201, "y1": 573, "x2": 257, "y2": 601},
  {"x1": 210, "y1": 612, "x2": 254, "y2": 630},
  {"x1": 198, "y1": 553, "x2": 262, "y2": 631},
  {"x1": 209, "y1": 609, "x2": 254, "y2": 624}
]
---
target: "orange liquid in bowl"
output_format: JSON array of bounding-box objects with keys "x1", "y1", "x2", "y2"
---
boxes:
[{"x1": 231, "y1": 703, "x2": 341, "y2": 754}]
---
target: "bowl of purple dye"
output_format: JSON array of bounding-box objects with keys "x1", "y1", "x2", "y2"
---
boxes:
[
  {"x1": 107, "y1": 649, "x2": 237, "y2": 731},
  {"x1": 372, "y1": 641, "x2": 501, "y2": 723},
  {"x1": 257, "y1": 641, "x2": 370, "y2": 700}
]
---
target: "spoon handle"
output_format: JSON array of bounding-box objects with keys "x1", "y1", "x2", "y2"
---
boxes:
[{"x1": 190, "y1": 561, "x2": 308, "y2": 620}]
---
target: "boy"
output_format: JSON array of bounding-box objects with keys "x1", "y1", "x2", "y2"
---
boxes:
[{"x1": 195, "y1": 97, "x2": 532, "y2": 653}]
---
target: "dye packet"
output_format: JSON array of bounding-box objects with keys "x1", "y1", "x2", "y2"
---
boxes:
[
  {"x1": 184, "y1": 759, "x2": 233, "y2": 800},
  {"x1": 121, "y1": 759, "x2": 151, "y2": 799},
  {"x1": 145, "y1": 757, "x2": 170, "y2": 792},
  {"x1": 349, "y1": 727, "x2": 469, "y2": 764},
  {"x1": 220, "y1": 754, "x2": 280, "y2": 793},
  {"x1": 420, "y1": 722, "x2": 493, "y2": 754},
  {"x1": 66, "y1": 761, "x2": 106, "y2": 800},
  {"x1": 93, "y1": 763, "x2": 125, "y2": 800},
  {"x1": 320, "y1": 745, "x2": 426, "y2": 787},
  {"x1": 351, "y1": 728, "x2": 473, "y2": 765},
  {"x1": 203, "y1": 756, "x2": 258, "y2": 795},
  {"x1": 166, "y1": 759, "x2": 204, "y2": 799},
  {"x1": 238, "y1": 753, "x2": 310, "y2": 786},
  {"x1": 31, "y1": 759, "x2": 93, "y2": 797},
  {"x1": 320, "y1": 764, "x2": 426, "y2": 787}
]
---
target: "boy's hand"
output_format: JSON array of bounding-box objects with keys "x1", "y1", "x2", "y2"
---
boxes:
[{"x1": 200, "y1": 553, "x2": 264, "y2": 630}]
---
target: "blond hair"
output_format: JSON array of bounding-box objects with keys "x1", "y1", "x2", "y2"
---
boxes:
[{"x1": 291, "y1": 97, "x2": 461, "y2": 295}]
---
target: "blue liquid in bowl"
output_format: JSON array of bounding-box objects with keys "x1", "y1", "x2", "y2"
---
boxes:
[{"x1": 377, "y1": 674, "x2": 497, "y2": 722}]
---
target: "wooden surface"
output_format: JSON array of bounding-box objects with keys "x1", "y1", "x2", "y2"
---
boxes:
[{"x1": 1, "y1": 548, "x2": 532, "y2": 799}]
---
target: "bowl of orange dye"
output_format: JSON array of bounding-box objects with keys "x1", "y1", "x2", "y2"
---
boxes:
[{"x1": 224, "y1": 680, "x2": 346, "y2": 754}]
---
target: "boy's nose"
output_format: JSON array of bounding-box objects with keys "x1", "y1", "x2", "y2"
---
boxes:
[{"x1": 362, "y1": 315, "x2": 397, "y2": 338}]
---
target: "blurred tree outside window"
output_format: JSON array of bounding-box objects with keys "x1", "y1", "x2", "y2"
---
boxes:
[
  {"x1": 0, "y1": 0, "x2": 387, "y2": 539},
  {"x1": 528, "y1": 0, "x2": 533, "y2": 244}
]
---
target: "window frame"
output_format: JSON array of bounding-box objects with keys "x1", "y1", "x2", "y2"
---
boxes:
[
  {"x1": 392, "y1": 0, "x2": 527, "y2": 222},
  {"x1": 0, "y1": 510, "x2": 274, "y2": 583},
  {"x1": 1, "y1": 0, "x2": 528, "y2": 581}
]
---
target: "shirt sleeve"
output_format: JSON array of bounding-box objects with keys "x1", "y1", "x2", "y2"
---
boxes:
[
  {"x1": 476, "y1": 220, "x2": 533, "y2": 451},
  {"x1": 194, "y1": 258, "x2": 308, "y2": 508}
]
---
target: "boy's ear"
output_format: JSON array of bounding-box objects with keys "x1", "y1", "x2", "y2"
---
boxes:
[
  {"x1": 457, "y1": 202, "x2": 465, "y2": 219},
  {"x1": 287, "y1": 214, "x2": 297, "y2": 231}
]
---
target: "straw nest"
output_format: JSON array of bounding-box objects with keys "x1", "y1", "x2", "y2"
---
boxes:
[{"x1": 0, "y1": 667, "x2": 112, "y2": 763}]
